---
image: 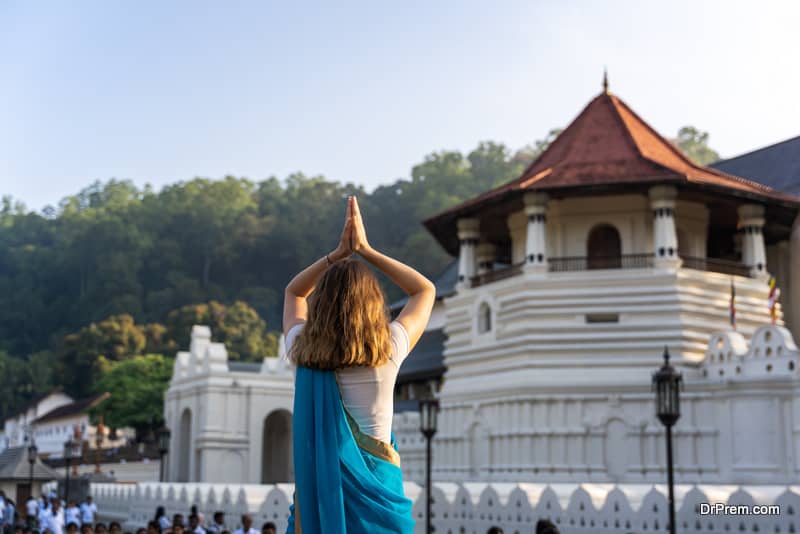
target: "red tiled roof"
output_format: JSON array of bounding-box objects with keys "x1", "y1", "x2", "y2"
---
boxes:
[{"x1": 424, "y1": 91, "x2": 798, "y2": 227}]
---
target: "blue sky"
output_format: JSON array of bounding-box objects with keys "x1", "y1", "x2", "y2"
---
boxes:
[{"x1": 2, "y1": 0, "x2": 799, "y2": 211}]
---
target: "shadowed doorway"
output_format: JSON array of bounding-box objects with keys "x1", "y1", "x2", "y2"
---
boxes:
[{"x1": 261, "y1": 409, "x2": 294, "y2": 483}]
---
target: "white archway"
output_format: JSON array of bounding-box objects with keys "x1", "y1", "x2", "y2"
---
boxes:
[
  {"x1": 178, "y1": 408, "x2": 192, "y2": 482},
  {"x1": 261, "y1": 409, "x2": 293, "y2": 483}
]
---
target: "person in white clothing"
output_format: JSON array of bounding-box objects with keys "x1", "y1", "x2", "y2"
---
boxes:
[
  {"x1": 204, "y1": 512, "x2": 225, "y2": 534},
  {"x1": 26, "y1": 496, "x2": 38, "y2": 528},
  {"x1": 65, "y1": 501, "x2": 81, "y2": 527},
  {"x1": 187, "y1": 515, "x2": 205, "y2": 534},
  {"x1": 154, "y1": 506, "x2": 170, "y2": 533},
  {"x1": 38, "y1": 498, "x2": 50, "y2": 528},
  {"x1": 79, "y1": 496, "x2": 97, "y2": 525},
  {"x1": 282, "y1": 196, "x2": 434, "y2": 530},
  {"x1": 0, "y1": 491, "x2": 7, "y2": 528},
  {"x1": 45, "y1": 499, "x2": 65, "y2": 534},
  {"x1": 231, "y1": 515, "x2": 257, "y2": 534}
]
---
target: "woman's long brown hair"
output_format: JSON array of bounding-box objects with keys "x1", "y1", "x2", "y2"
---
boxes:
[{"x1": 289, "y1": 258, "x2": 393, "y2": 370}]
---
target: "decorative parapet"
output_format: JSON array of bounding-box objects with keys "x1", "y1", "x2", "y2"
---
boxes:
[
  {"x1": 171, "y1": 325, "x2": 293, "y2": 382},
  {"x1": 79, "y1": 481, "x2": 800, "y2": 533},
  {"x1": 703, "y1": 325, "x2": 799, "y2": 380}
]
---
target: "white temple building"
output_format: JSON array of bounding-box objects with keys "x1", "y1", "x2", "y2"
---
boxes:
[{"x1": 162, "y1": 83, "x2": 800, "y2": 491}]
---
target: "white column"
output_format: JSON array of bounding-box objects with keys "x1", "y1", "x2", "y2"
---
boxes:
[
  {"x1": 738, "y1": 204, "x2": 768, "y2": 279},
  {"x1": 476, "y1": 242, "x2": 497, "y2": 276},
  {"x1": 456, "y1": 218, "x2": 480, "y2": 290},
  {"x1": 523, "y1": 192, "x2": 549, "y2": 273},
  {"x1": 789, "y1": 214, "x2": 800, "y2": 336},
  {"x1": 648, "y1": 185, "x2": 681, "y2": 268}
]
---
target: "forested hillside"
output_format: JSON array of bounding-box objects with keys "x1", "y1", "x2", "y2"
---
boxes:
[
  {"x1": 0, "y1": 140, "x2": 546, "y2": 429},
  {"x1": 0, "y1": 127, "x2": 716, "y2": 433}
]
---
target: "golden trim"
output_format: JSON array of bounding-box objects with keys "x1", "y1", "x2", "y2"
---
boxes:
[
  {"x1": 334, "y1": 372, "x2": 402, "y2": 467},
  {"x1": 344, "y1": 409, "x2": 402, "y2": 466},
  {"x1": 294, "y1": 489, "x2": 302, "y2": 533}
]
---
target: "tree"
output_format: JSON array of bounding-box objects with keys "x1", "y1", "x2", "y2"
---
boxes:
[
  {"x1": 56, "y1": 314, "x2": 147, "y2": 397},
  {"x1": 0, "y1": 136, "x2": 569, "y2": 418},
  {"x1": 165, "y1": 300, "x2": 277, "y2": 361},
  {"x1": 91, "y1": 354, "x2": 173, "y2": 437},
  {"x1": 673, "y1": 126, "x2": 720, "y2": 165}
]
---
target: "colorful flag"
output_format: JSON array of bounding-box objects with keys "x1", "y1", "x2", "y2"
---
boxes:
[
  {"x1": 768, "y1": 275, "x2": 781, "y2": 325},
  {"x1": 729, "y1": 279, "x2": 736, "y2": 330}
]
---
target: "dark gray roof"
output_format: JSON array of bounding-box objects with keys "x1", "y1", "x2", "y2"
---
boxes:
[
  {"x1": 397, "y1": 327, "x2": 447, "y2": 383},
  {"x1": 0, "y1": 447, "x2": 58, "y2": 481},
  {"x1": 33, "y1": 392, "x2": 109, "y2": 424},
  {"x1": 711, "y1": 136, "x2": 800, "y2": 195},
  {"x1": 390, "y1": 259, "x2": 459, "y2": 312},
  {"x1": 394, "y1": 399, "x2": 422, "y2": 413},
  {"x1": 227, "y1": 361, "x2": 263, "y2": 373}
]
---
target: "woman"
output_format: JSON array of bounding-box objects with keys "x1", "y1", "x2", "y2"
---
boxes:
[{"x1": 283, "y1": 195, "x2": 435, "y2": 533}]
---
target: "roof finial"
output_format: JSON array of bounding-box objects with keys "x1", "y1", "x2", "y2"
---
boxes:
[{"x1": 603, "y1": 67, "x2": 609, "y2": 94}]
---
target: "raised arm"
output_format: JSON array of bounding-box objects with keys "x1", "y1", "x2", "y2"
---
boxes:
[
  {"x1": 351, "y1": 196, "x2": 435, "y2": 350},
  {"x1": 283, "y1": 198, "x2": 354, "y2": 337}
]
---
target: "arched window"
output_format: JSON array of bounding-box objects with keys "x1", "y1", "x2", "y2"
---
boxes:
[
  {"x1": 478, "y1": 302, "x2": 492, "y2": 333},
  {"x1": 587, "y1": 224, "x2": 622, "y2": 269}
]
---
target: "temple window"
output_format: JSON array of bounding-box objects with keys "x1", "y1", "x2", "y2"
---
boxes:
[{"x1": 587, "y1": 224, "x2": 622, "y2": 269}]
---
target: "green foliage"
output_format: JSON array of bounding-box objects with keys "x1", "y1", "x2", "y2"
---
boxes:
[
  {"x1": 0, "y1": 133, "x2": 563, "y2": 419},
  {"x1": 674, "y1": 126, "x2": 720, "y2": 166},
  {"x1": 53, "y1": 301, "x2": 272, "y2": 398},
  {"x1": 55, "y1": 314, "x2": 147, "y2": 398},
  {"x1": 165, "y1": 300, "x2": 277, "y2": 361},
  {"x1": 0, "y1": 351, "x2": 30, "y2": 418},
  {"x1": 91, "y1": 354, "x2": 174, "y2": 435}
]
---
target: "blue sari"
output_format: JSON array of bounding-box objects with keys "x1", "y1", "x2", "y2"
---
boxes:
[{"x1": 286, "y1": 366, "x2": 415, "y2": 533}]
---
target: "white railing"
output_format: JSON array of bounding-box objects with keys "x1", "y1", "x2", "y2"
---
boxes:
[{"x1": 79, "y1": 481, "x2": 800, "y2": 534}]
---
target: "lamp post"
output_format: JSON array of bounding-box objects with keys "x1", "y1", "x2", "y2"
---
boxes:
[
  {"x1": 27, "y1": 441, "x2": 37, "y2": 501},
  {"x1": 419, "y1": 398, "x2": 439, "y2": 534},
  {"x1": 63, "y1": 438, "x2": 80, "y2": 505},
  {"x1": 652, "y1": 347, "x2": 683, "y2": 534},
  {"x1": 158, "y1": 426, "x2": 171, "y2": 482}
]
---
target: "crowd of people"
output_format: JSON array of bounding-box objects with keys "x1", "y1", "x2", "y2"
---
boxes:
[
  {"x1": 0, "y1": 493, "x2": 279, "y2": 534},
  {"x1": 151, "y1": 508, "x2": 275, "y2": 534},
  {"x1": 0, "y1": 490, "x2": 560, "y2": 534},
  {"x1": 0, "y1": 491, "x2": 98, "y2": 534}
]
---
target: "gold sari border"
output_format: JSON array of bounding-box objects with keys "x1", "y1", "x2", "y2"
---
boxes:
[
  {"x1": 335, "y1": 372, "x2": 402, "y2": 467},
  {"x1": 292, "y1": 489, "x2": 302, "y2": 533}
]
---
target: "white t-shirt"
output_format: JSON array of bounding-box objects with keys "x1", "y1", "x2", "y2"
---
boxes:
[
  {"x1": 44, "y1": 508, "x2": 64, "y2": 534},
  {"x1": 285, "y1": 320, "x2": 411, "y2": 444},
  {"x1": 80, "y1": 502, "x2": 97, "y2": 523},
  {"x1": 65, "y1": 506, "x2": 81, "y2": 526},
  {"x1": 26, "y1": 499, "x2": 38, "y2": 518}
]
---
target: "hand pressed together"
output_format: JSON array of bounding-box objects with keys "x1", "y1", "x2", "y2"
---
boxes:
[{"x1": 330, "y1": 196, "x2": 370, "y2": 262}]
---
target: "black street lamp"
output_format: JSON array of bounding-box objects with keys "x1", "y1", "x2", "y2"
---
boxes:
[
  {"x1": 419, "y1": 398, "x2": 439, "y2": 534},
  {"x1": 652, "y1": 347, "x2": 683, "y2": 534},
  {"x1": 27, "y1": 441, "x2": 37, "y2": 500},
  {"x1": 63, "y1": 438, "x2": 80, "y2": 505},
  {"x1": 158, "y1": 426, "x2": 171, "y2": 482}
]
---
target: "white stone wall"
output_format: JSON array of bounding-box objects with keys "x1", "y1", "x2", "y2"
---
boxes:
[
  {"x1": 82, "y1": 481, "x2": 800, "y2": 534},
  {"x1": 546, "y1": 194, "x2": 652, "y2": 257},
  {"x1": 392, "y1": 316, "x2": 800, "y2": 487},
  {"x1": 163, "y1": 326, "x2": 295, "y2": 484},
  {"x1": 1, "y1": 392, "x2": 73, "y2": 451}
]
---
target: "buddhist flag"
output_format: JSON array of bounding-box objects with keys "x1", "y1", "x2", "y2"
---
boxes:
[
  {"x1": 768, "y1": 275, "x2": 781, "y2": 325},
  {"x1": 729, "y1": 279, "x2": 736, "y2": 330}
]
